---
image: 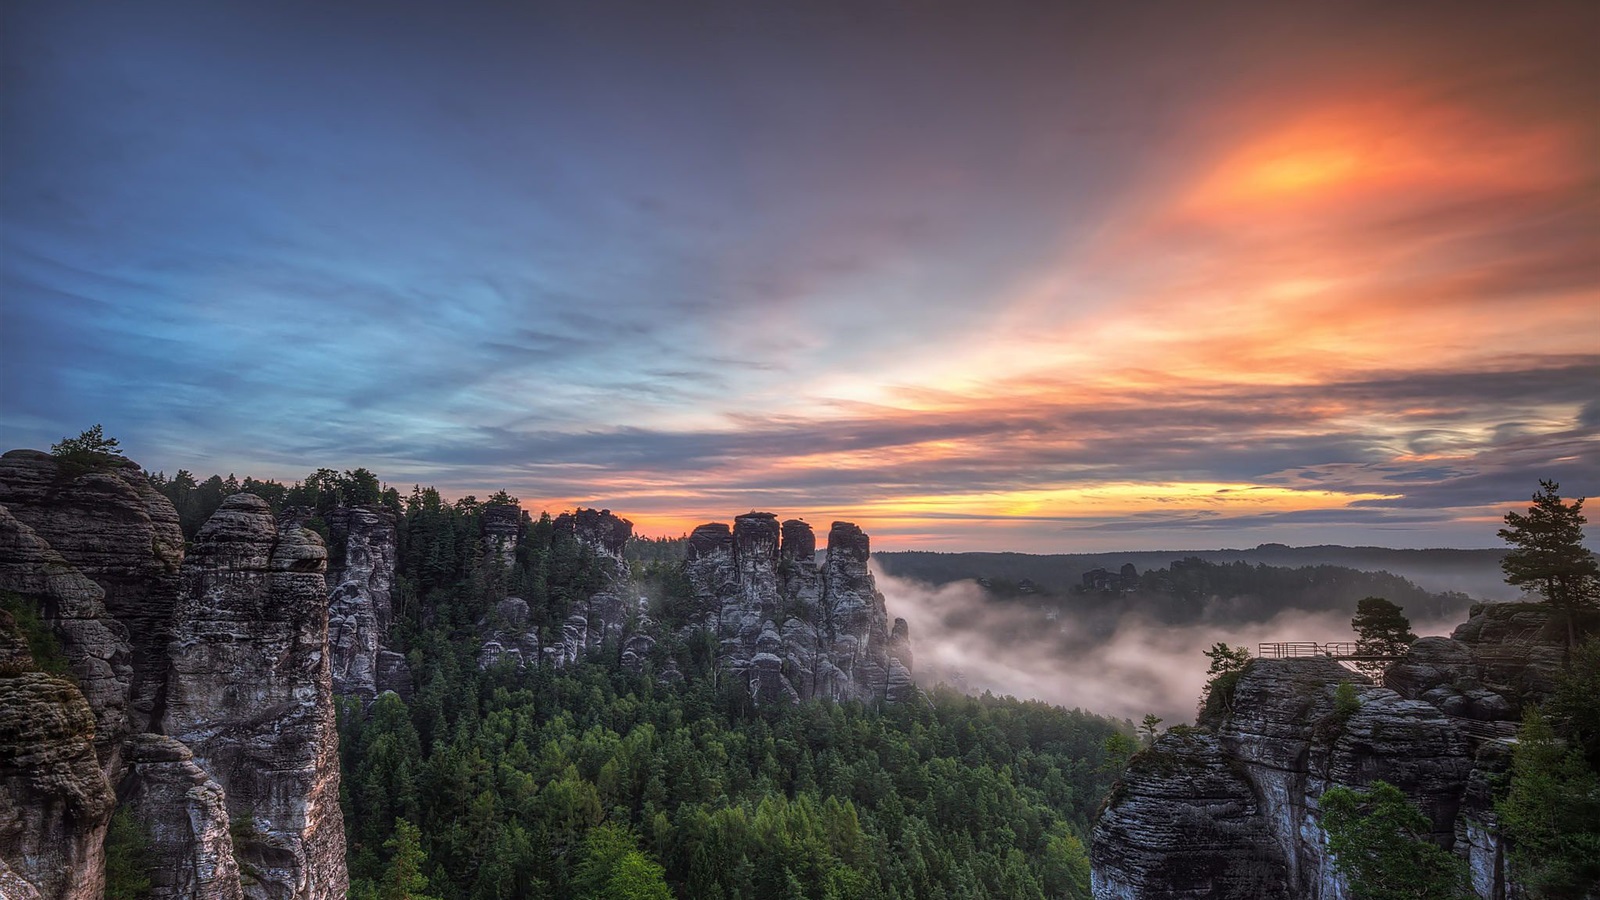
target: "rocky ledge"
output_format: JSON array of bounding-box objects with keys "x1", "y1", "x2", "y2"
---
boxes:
[{"x1": 1091, "y1": 602, "x2": 1581, "y2": 900}]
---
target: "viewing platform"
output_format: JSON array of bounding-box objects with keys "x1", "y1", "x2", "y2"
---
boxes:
[{"x1": 1256, "y1": 641, "x2": 1406, "y2": 662}]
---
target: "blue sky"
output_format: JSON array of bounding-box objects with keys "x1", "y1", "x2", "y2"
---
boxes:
[{"x1": 3, "y1": 1, "x2": 1597, "y2": 550}]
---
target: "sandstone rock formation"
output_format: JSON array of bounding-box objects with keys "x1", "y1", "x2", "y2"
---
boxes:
[
  {"x1": 0, "y1": 612, "x2": 116, "y2": 900},
  {"x1": 1093, "y1": 659, "x2": 1473, "y2": 899},
  {"x1": 1091, "y1": 601, "x2": 1580, "y2": 900},
  {"x1": 0, "y1": 505, "x2": 132, "y2": 775},
  {"x1": 686, "y1": 515, "x2": 914, "y2": 705},
  {"x1": 480, "y1": 502, "x2": 523, "y2": 570},
  {"x1": 477, "y1": 508, "x2": 644, "y2": 670},
  {"x1": 162, "y1": 494, "x2": 347, "y2": 900},
  {"x1": 120, "y1": 734, "x2": 242, "y2": 900},
  {"x1": 0, "y1": 445, "x2": 359, "y2": 899},
  {"x1": 474, "y1": 510, "x2": 916, "y2": 706},
  {"x1": 1092, "y1": 729, "x2": 1289, "y2": 898},
  {"x1": 0, "y1": 449, "x2": 182, "y2": 737},
  {"x1": 319, "y1": 505, "x2": 403, "y2": 702}
]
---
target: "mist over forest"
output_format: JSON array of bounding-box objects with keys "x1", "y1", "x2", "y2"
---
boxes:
[{"x1": 873, "y1": 550, "x2": 1493, "y2": 722}]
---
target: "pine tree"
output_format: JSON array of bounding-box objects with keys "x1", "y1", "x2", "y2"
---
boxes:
[
  {"x1": 1498, "y1": 480, "x2": 1600, "y2": 649},
  {"x1": 379, "y1": 819, "x2": 440, "y2": 900},
  {"x1": 1350, "y1": 596, "x2": 1417, "y2": 678}
]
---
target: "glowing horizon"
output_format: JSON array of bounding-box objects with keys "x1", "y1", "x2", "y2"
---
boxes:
[{"x1": 3, "y1": 1, "x2": 1596, "y2": 553}]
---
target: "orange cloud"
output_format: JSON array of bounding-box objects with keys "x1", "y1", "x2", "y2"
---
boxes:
[{"x1": 1183, "y1": 99, "x2": 1572, "y2": 215}]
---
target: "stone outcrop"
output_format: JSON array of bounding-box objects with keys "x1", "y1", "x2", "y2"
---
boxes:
[
  {"x1": 0, "y1": 613, "x2": 116, "y2": 900},
  {"x1": 1, "y1": 446, "x2": 359, "y2": 899},
  {"x1": 320, "y1": 505, "x2": 402, "y2": 702},
  {"x1": 479, "y1": 503, "x2": 523, "y2": 569},
  {"x1": 161, "y1": 493, "x2": 347, "y2": 900},
  {"x1": 120, "y1": 734, "x2": 242, "y2": 900},
  {"x1": 0, "y1": 449, "x2": 183, "y2": 737},
  {"x1": 0, "y1": 506, "x2": 132, "y2": 775},
  {"x1": 685, "y1": 515, "x2": 914, "y2": 705},
  {"x1": 477, "y1": 508, "x2": 648, "y2": 671},
  {"x1": 473, "y1": 510, "x2": 915, "y2": 706},
  {"x1": 1091, "y1": 601, "x2": 1585, "y2": 900},
  {"x1": 1093, "y1": 729, "x2": 1289, "y2": 898},
  {"x1": 1093, "y1": 659, "x2": 1474, "y2": 899}
]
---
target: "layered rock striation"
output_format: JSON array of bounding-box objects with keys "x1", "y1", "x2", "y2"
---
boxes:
[
  {"x1": 162, "y1": 493, "x2": 347, "y2": 900},
  {"x1": 120, "y1": 734, "x2": 242, "y2": 900},
  {"x1": 0, "y1": 446, "x2": 387, "y2": 898},
  {"x1": 0, "y1": 612, "x2": 116, "y2": 900},
  {"x1": 0, "y1": 450, "x2": 182, "y2": 737},
  {"x1": 1092, "y1": 601, "x2": 1579, "y2": 900},
  {"x1": 1093, "y1": 659, "x2": 1473, "y2": 899},
  {"x1": 0, "y1": 505, "x2": 132, "y2": 775},
  {"x1": 318, "y1": 505, "x2": 406, "y2": 702},
  {"x1": 475, "y1": 510, "x2": 916, "y2": 706},
  {"x1": 685, "y1": 514, "x2": 914, "y2": 704}
]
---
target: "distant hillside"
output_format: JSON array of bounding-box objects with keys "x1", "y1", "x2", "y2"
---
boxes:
[{"x1": 875, "y1": 544, "x2": 1512, "y2": 602}]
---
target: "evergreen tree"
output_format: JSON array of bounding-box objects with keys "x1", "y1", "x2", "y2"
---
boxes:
[
  {"x1": 1499, "y1": 480, "x2": 1600, "y2": 649},
  {"x1": 1498, "y1": 708, "x2": 1600, "y2": 897},
  {"x1": 1350, "y1": 596, "x2": 1416, "y2": 678},
  {"x1": 379, "y1": 819, "x2": 441, "y2": 900},
  {"x1": 1198, "y1": 642, "x2": 1251, "y2": 725},
  {"x1": 1320, "y1": 781, "x2": 1471, "y2": 900}
]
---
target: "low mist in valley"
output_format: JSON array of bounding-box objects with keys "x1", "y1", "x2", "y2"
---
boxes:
[{"x1": 875, "y1": 566, "x2": 1471, "y2": 724}]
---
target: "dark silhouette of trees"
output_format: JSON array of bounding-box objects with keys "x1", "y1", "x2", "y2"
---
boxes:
[
  {"x1": 1351, "y1": 596, "x2": 1417, "y2": 677},
  {"x1": 1499, "y1": 480, "x2": 1600, "y2": 649}
]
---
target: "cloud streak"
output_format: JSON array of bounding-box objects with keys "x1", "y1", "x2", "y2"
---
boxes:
[{"x1": 2, "y1": 0, "x2": 1596, "y2": 551}]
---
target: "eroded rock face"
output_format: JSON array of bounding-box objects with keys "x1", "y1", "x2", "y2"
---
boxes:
[
  {"x1": 1092, "y1": 730, "x2": 1289, "y2": 899},
  {"x1": 0, "y1": 450, "x2": 183, "y2": 734},
  {"x1": 0, "y1": 505, "x2": 132, "y2": 774},
  {"x1": 1450, "y1": 602, "x2": 1589, "y2": 702},
  {"x1": 162, "y1": 494, "x2": 347, "y2": 900},
  {"x1": 320, "y1": 505, "x2": 400, "y2": 702},
  {"x1": 1093, "y1": 658, "x2": 1478, "y2": 899},
  {"x1": 473, "y1": 512, "x2": 914, "y2": 706},
  {"x1": 480, "y1": 503, "x2": 522, "y2": 570},
  {"x1": 686, "y1": 516, "x2": 914, "y2": 705},
  {"x1": 120, "y1": 734, "x2": 242, "y2": 900},
  {"x1": 554, "y1": 507, "x2": 633, "y2": 561},
  {"x1": 0, "y1": 641, "x2": 116, "y2": 900},
  {"x1": 477, "y1": 509, "x2": 647, "y2": 672}
]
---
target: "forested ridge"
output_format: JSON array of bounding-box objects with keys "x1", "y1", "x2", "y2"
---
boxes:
[{"x1": 147, "y1": 468, "x2": 1125, "y2": 899}]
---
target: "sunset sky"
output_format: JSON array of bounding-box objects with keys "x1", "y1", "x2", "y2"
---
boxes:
[{"x1": 3, "y1": 1, "x2": 1597, "y2": 551}]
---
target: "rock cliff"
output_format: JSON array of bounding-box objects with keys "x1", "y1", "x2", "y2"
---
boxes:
[
  {"x1": 120, "y1": 734, "x2": 242, "y2": 900},
  {"x1": 0, "y1": 611, "x2": 116, "y2": 900},
  {"x1": 318, "y1": 505, "x2": 406, "y2": 702},
  {"x1": 685, "y1": 515, "x2": 917, "y2": 704},
  {"x1": 162, "y1": 493, "x2": 347, "y2": 899},
  {"x1": 0, "y1": 446, "x2": 353, "y2": 899},
  {"x1": 0, "y1": 505, "x2": 132, "y2": 776},
  {"x1": 475, "y1": 510, "x2": 916, "y2": 706},
  {"x1": 0, "y1": 450, "x2": 182, "y2": 738},
  {"x1": 1091, "y1": 601, "x2": 1579, "y2": 900}
]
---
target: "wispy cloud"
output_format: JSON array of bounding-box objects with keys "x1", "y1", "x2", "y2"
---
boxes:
[{"x1": 3, "y1": 0, "x2": 1596, "y2": 550}]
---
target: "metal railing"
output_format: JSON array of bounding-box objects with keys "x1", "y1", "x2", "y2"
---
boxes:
[{"x1": 1256, "y1": 641, "x2": 1405, "y2": 661}]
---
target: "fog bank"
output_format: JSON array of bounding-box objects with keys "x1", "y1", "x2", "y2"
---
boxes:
[{"x1": 875, "y1": 566, "x2": 1467, "y2": 724}]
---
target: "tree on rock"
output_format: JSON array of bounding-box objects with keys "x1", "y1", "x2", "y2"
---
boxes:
[
  {"x1": 50, "y1": 424, "x2": 125, "y2": 473},
  {"x1": 1351, "y1": 597, "x2": 1417, "y2": 678},
  {"x1": 1321, "y1": 780, "x2": 1471, "y2": 900},
  {"x1": 1498, "y1": 480, "x2": 1600, "y2": 649}
]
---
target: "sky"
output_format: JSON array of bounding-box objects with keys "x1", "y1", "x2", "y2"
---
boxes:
[{"x1": 2, "y1": 1, "x2": 1597, "y2": 552}]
